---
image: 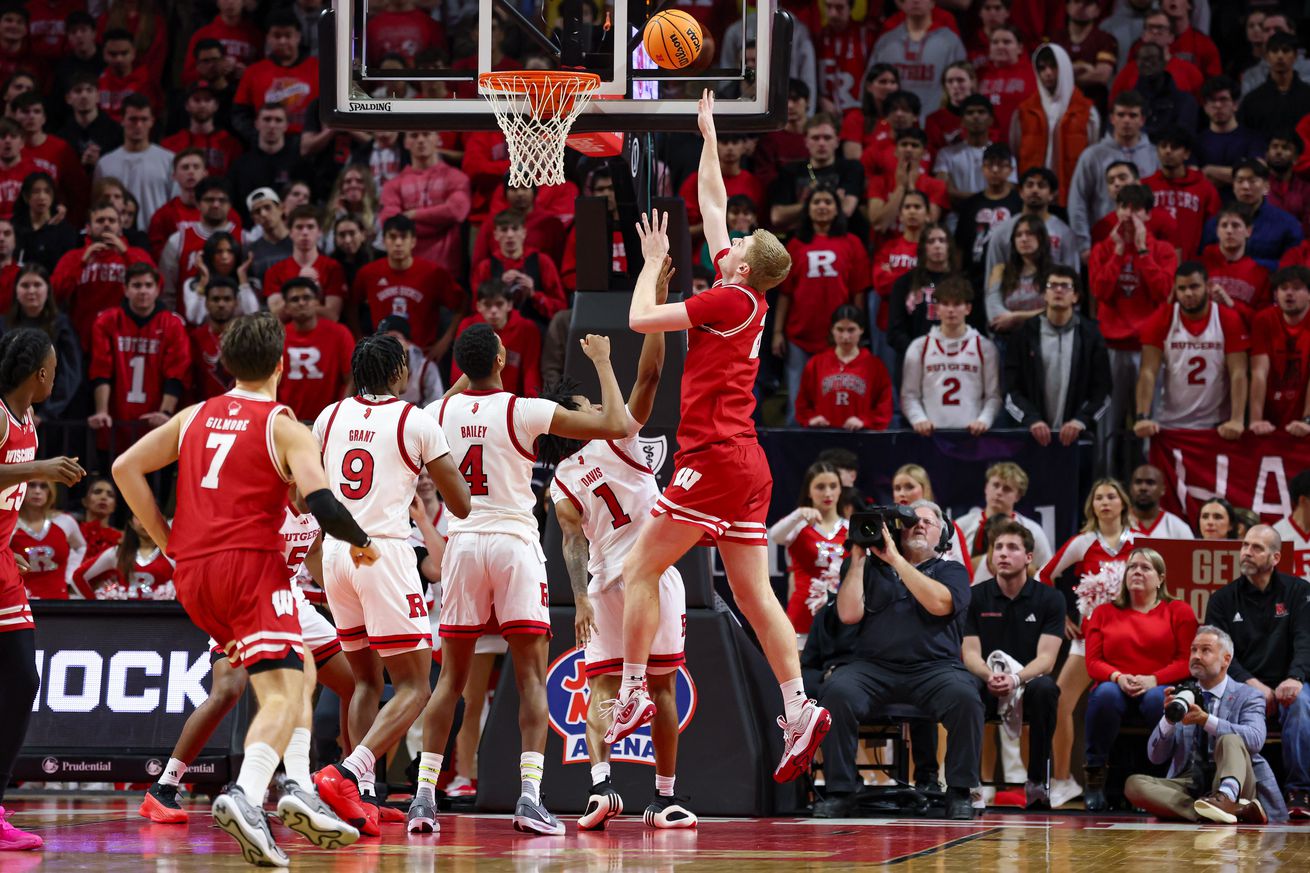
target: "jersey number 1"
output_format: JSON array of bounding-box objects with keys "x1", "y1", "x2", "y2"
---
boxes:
[
  {"x1": 460, "y1": 445, "x2": 490, "y2": 496},
  {"x1": 592, "y1": 482, "x2": 631, "y2": 530}
]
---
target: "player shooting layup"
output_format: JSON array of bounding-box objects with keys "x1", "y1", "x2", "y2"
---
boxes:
[{"x1": 604, "y1": 92, "x2": 831, "y2": 782}]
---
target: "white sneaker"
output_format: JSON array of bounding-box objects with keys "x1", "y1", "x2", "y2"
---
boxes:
[
  {"x1": 1049, "y1": 777, "x2": 1083, "y2": 809},
  {"x1": 773, "y1": 700, "x2": 832, "y2": 783},
  {"x1": 601, "y1": 686, "x2": 656, "y2": 745}
]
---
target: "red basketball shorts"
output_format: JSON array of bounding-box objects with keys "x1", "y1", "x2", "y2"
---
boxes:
[
  {"x1": 653, "y1": 440, "x2": 771, "y2": 545},
  {"x1": 0, "y1": 551, "x2": 33, "y2": 633},
  {"x1": 174, "y1": 549, "x2": 303, "y2": 670}
]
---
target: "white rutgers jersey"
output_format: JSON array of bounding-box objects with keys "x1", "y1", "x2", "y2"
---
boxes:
[
  {"x1": 549, "y1": 412, "x2": 656, "y2": 591},
  {"x1": 1273, "y1": 518, "x2": 1310, "y2": 579},
  {"x1": 314, "y1": 394, "x2": 451, "y2": 539},
  {"x1": 429, "y1": 389, "x2": 558, "y2": 540},
  {"x1": 1158, "y1": 303, "x2": 1230, "y2": 429},
  {"x1": 280, "y1": 506, "x2": 321, "y2": 582},
  {"x1": 902, "y1": 326, "x2": 999, "y2": 429}
]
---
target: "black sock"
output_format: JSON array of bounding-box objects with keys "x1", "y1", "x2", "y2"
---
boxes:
[{"x1": 0, "y1": 629, "x2": 38, "y2": 805}]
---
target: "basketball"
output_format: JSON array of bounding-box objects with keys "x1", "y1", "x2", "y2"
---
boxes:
[{"x1": 642, "y1": 9, "x2": 704, "y2": 70}]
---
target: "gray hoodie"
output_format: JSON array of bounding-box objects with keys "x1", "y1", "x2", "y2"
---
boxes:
[
  {"x1": 1067, "y1": 133, "x2": 1160, "y2": 256},
  {"x1": 871, "y1": 23, "x2": 966, "y2": 123}
]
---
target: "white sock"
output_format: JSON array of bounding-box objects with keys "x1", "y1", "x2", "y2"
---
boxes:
[
  {"x1": 781, "y1": 678, "x2": 808, "y2": 724},
  {"x1": 358, "y1": 771, "x2": 375, "y2": 798},
  {"x1": 655, "y1": 774, "x2": 675, "y2": 797},
  {"x1": 159, "y1": 758, "x2": 187, "y2": 788},
  {"x1": 283, "y1": 728, "x2": 313, "y2": 789},
  {"x1": 620, "y1": 663, "x2": 647, "y2": 696},
  {"x1": 416, "y1": 752, "x2": 443, "y2": 802},
  {"x1": 520, "y1": 751, "x2": 544, "y2": 803},
  {"x1": 341, "y1": 745, "x2": 376, "y2": 783},
  {"x1": 591, "y1": 762, "x2": 611, "y2": 786},
  {"x1": 236, "y1": 742, "x2": 281, "y2": 802}
]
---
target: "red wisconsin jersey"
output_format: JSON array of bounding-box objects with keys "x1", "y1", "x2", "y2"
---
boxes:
[
  {"x1": 795, "y1": 348, "x2": 893, "y2": 430},
  {"x1": 171, "y1": 389, "x2": 293, "y2": 560},
  {"x1": 353, "y1": 257, "x2": 463, "y2": 347},
  {"x1": 781, "y1": 234, "x2": 869, "y2": 354},
  {"x1": 89, "y1": 304, "x2": 192, "y2": 422},
  {"x1": 51, "y1": 243, "x2": 156, "y2": 350},
  {"x1": 234, "y1": 57, "x2": 319, "y2": 132},
  {"x1": 264, "y1": 253, "x2": 347, "y2": 303},
  {"x1": 1251, "y1": 308, "x2": 1310, "y2": 426},
  {"x1": 12, "y1": 514, "x2": 85, "y2": 600},
  {"x1": 0, "y1": 405, "x2": 37, "y2": 632},
  {"x1": 278, "y1": 318, "x2": 356, "y2": 422},
  {"x1": 190, "y1": 323, "x2": 232, "y2": 401},
  {"x1": 677, "y1": 249, "x2": 768, "y2": 458}
]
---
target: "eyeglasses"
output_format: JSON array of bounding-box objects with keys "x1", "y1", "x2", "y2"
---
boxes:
[{"x1": 1046, "y1": 281, "x2": 1076, "y2": 291}]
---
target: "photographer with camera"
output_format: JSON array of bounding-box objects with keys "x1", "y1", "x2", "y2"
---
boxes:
[
  {"x1": 813, "y1": 501, "x2": 982, "y2": 820},
  {"x1": 1124, "y1": 626, "x2": 1288, "y2": 823}
]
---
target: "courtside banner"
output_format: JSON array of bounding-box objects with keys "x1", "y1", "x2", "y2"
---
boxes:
[
  {"x1": 1148, "y1": 429, "x2": 1308, "y2": 524},
  {"x1": 1138, "y1": 537, "x2": 1244, "y2": 620},
  {"x1": 14, "y1": 601, "x2": 242, "y2": 783}
]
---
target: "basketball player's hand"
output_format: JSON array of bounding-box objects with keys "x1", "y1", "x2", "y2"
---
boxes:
[
  {"x1": 1251, "y1": 419, "x2": 1276, "y2": 436},
  {"x1": 13, "y1": 552, "x2": 29, "y2": 574},
  {"x1": 350, "y1": 542, "x2": 380, "y2": 567},
  {"x1": 87, "y1": 411, "x2": 112, "y2": 430},
  {"x1": 636, "y1": 209, "x2": 670, "y2": 259},
  {"x1": 655, "y1": 256, "x2": 674, "y2": 304},
  {"x1": 579, "y1": 334, "x2": 611, "y2": 363},
  {"x1": 966, "y1": 419, "x2": 989, "y2": 436},
  {"x1": 697, "y1": 89, "x2": 717, "y2": 139},
  {"x1": 1029, "y1": 421, "x2": 1052, "y2": 446},
  {"x1": 1133, "y1": 418, "x2": 1159, "y2": 438},
  {"x1": 1217, "y1": 419, "x2": 1244, "y2": 440},
  {"x1": 574, "y1": 595, "x2": 597, "y2": 648},
  {"x1": 39, "y1": 456, "x2": 85, "y2": 486}
]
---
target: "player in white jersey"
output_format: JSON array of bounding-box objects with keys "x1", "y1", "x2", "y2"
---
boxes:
[
  {"x1": 1134, "y1": 263, "x2": 1250, "y2": 437},
  {"x1": 1274, "y1": 471, "x2": 1310, "y2": 579},
  {"x1": 1128, "y1": 465, "x2": 1195, "y2": 540},
  {"x1": 539, "y1": 268, "x2": 695, "y2": 831},
  {"x1": 901, "y1": 278, "x2": 1001, "y2": 435},
  {"x1": 310, "y1": 334, "x2": 471, "y2": 836},
  {"x1": 406, "y1": 323, "x2": 631, "y2": 836},
  {"x1": 139, "y1": 489, "x2": 357, "y2": 828}
]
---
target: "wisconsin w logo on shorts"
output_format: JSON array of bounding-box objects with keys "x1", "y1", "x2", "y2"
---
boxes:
[
  {"x1": 672, "y1": 468, "x2": 702, "y2": 490},
  {"x1": 271, "y1": 589, "x2": 296, "y2": 617}
]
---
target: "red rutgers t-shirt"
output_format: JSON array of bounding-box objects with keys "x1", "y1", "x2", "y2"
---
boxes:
[
  {"x1": 352, "y1": 257, "x2": 464, "y2": 347},
  {"x1": 234, "y1": 57, "x2": 319, "y2": 133},
  {"x1": 677, "y1": 249, "x2": 767, "y2": 458},
  {"x1": 1251, "y1": 308, "x2": 1310, "y2": 427},
  {"x1": 263, "y1": 253, "x2": 348, "y2": 304},
  {"x1": 277, "y1": 318, "x2": 356, "y2": 421}
]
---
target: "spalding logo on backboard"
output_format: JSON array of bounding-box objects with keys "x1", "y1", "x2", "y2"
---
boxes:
[{"x1": 545, "y1": 648, "x2": 696, "y2": 765}]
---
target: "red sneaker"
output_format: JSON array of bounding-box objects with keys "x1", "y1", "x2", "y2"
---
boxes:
[
  {"x1": 138, "y1": 784, "x2": 188, "y2": 824},
  {"x1": 312, "y1": 765, "x2": 367, "y2": 829},
  {"x1": 0, "y1": 807, "x2": 42, "y2": 851},
  {"x1": 773, "y1": 700, "x2": 832, "y2": 783},
  {"x1": 378, "y1": 804, "x2": 406, "y2": 824},
  {"x1": 358, "y1": 795, "x2": 381, "y2": 837}
]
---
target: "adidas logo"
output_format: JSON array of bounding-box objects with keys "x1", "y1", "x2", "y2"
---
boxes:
[
  {"x1": 1025, "y1": 614, "x2": 1037, "y2": 622},
  {"x1": 1233, "y1": 612, "x2": 1243, "y2": 622}
]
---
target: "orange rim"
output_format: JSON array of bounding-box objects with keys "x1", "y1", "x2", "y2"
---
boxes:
[{"x1": 478, "y1": 70, "x2": 601, "y2": 117}]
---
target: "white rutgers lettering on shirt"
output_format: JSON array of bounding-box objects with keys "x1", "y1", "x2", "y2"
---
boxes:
[
  {"x1": 806, "y1": 249, "x2": 839, "y2": 278},
  {"x1": 116, "y1": 336, "x2": 161, "y2": 354},
  {"x1": 286, "y1": 347, "x2": 324, "y2": 380}
]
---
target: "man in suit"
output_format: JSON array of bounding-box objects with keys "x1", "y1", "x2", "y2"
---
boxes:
[
  {"x1": 1002, "y1": 265, "x2": 1111, "y2": 447},
  {"x1": 1125, "y1": 626, "x2": 1288, "y2": 823}
]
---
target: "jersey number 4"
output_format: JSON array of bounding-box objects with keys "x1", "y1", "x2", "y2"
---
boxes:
[{"x1": 459, "y1": 445, "x2": 490, "y2": 496}]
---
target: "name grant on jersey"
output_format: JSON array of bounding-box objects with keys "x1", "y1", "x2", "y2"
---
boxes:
[{"x1": 349, "y1": 429, "x2": 375, "y2": 443}]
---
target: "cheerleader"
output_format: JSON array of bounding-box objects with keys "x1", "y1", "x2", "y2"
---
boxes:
[{"x1": 11, "y1": 481, "x2": 85, "y2": 599}]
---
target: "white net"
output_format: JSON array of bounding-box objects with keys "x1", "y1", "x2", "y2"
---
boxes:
[{"x1": 479, "y1": 72, "x2": 600, "y2": 187}]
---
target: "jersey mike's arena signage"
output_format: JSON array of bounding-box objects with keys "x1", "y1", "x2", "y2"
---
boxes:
[{"x1": 545, "y1": 647, "x2": 696, "y2": 765}]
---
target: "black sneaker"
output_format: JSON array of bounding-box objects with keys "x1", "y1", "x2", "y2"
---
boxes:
[
  {"x1": 945, "y1": 788, "x2": 976, "y2": 821},
  {"x1": 644, "y1": 794, "x2": 697, "y2": 829},
  {"x1": 577, "y1": 779, "x2": 623, "y2": 831},
  {"x1": 812, "y1": 793, "x2": 858, "y2": 819}
]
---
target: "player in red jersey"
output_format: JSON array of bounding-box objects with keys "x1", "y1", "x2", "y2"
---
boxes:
[
  {"x1": 0, "y1": 328, "x2": 85, "y2": 852},
  {"x1": 608, "y1": 91, "x2": 831, "y2": 785},
  {"x1": 113, "y1": 313, "x2": 371, "y2": 866}
]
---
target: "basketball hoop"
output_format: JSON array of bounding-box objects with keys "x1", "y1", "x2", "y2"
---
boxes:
[{"x1": 478, "y1": 71, "x2": 601, "y2": 186}]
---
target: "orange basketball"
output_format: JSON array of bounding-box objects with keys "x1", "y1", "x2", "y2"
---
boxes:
[{"x1": 642, "y1": 9, "x2": 704, "y2": 71}]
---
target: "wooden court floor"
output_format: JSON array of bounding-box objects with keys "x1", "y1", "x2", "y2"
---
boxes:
[{"x1": 5, "y1": 793, "x2": 1310, "y2": 871}]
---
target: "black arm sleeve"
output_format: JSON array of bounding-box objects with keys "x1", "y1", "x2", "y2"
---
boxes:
[{"x1": 304, "y1": 488, "x2": 371, "y2": 548}]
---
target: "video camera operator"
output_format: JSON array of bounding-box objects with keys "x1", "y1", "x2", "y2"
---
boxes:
[{"x1": 814, "y1": 500, "x2": 982, "y2": 820}]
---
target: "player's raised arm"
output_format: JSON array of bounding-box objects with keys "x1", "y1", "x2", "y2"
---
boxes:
[
  {"x1": 627, "y1": 256, "x2": 671, "y2": 424},
  {"x1": 549, "y1": 334, "x2": 630, "y2": 439},
  {"x1": 629, "y1": 211, "x2": 692, "y2": 334},
  {"x1": 424, "y1": 452, "x2": 471, "y2": 519},
  {"x1": 697, "y1": 89, "x2": 730, "y2": 255},
  {"x1": 274, "y1": 414, "x2": 378, "y2": 564},
  {"x1": 112, "y1": 406, "x2": 190, "y2": 550}
]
